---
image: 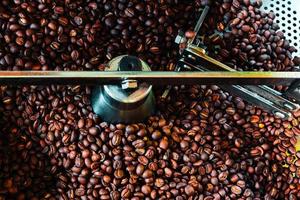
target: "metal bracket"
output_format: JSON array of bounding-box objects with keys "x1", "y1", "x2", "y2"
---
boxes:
[{"x1": 121, "y1": 79, "x2": 138, "y2": 90}]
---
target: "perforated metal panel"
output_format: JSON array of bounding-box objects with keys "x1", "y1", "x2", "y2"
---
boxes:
[{"x1": 262, "y1": 0, "x2": 300, "y2": 57}]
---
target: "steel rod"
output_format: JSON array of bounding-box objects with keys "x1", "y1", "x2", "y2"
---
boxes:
[{"x1": 0, "y1": 71, "x2": 299, "y2": 85}]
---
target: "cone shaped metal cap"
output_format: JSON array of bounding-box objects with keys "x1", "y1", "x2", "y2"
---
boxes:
[{"x1": 91, "y1": 55, "x2": 155, "y2": 123}]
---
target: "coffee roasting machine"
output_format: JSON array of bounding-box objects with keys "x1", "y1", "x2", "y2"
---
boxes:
[{"x1": 0, "y1": 0, "x2": 300, "y2": 124}]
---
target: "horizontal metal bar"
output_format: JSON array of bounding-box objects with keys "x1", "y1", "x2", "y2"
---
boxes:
[{"x1": 0, "y1": 71, "x2": 299, "y2": 85}]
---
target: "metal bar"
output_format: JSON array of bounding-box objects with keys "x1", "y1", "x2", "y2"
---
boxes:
[
  {"x1": 189, "y1": 5, "x2": 210, "y2": 44},
  {"x1": 244, "y1": 85, "x2": 299, "y2": 111},
  {"x1": 0, "y1": 71, "x2": 299, "y2": 85},
  {"x1": 185, "y1": 46, "x2": 236, "y2": 72},
  {"x1": 221, "y1": 85, "x2": 293, "y2": 119}
]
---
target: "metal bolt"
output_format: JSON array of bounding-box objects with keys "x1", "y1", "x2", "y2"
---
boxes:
[{"x1": 121, "y1": 79, "x2": 138, "y2": 89}]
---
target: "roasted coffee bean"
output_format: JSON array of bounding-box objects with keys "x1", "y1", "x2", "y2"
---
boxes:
[
  {"x1": 185, "y1": 185, "x2": 195, "y2": 196},
  {"x1": 88, "y1": 127, "x2": 98, "y2": 135},
  {"x1": 241, "y1": 25, "x2": 251, "y2": 32},
  {"x1": 142, "y1": 170, "x2": 153, "y2": 179},
  {"x1": 0, "y1": 1, "x2": 201, "y2": 71},
  {"x1": 231, "y1": 185, "x2": 242, "y2": 195},
  {"x1": 112, "y1": 134, "x2": 121, "y2": 146},
  {"x1": 159, "y1": 137, "x2": 169, "y2": 150},
  {"x1": 141, "y1": 185, "x2": 151, "y2": 195},
  {"x1": 124, "y1": 8, "x2": 135, "y2": 18}
]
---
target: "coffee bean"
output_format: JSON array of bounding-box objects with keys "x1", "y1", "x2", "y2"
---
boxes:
[
  {"x1": 242, "y1": 25, "x2": 251, "y2": 32},
  {"x1": 138, "y1": 156, "x2": 149, "y2": 165},
  {"x1": 211, "y1": 177, "x2": 219, "y2": 185},
  {"x1": 105, "y1": 16, "x2": 116, "y2": 27},
  {"x1": 152, "y1": 130, "x2": 162, "y2": 140},
  {"x1": 70, "y1": 50, "x2": 79, "y2": 61},
  {"x1": 110, "y1": 191, "x2": 120, "y2": 200},
  {"x1": 48, "y1": 22, "x2": 57, "y2": 30},
  {"x1": 16, "y1": 37, "x2": 25, "y2": 46},
  {"x1": 145, "y1": 19, "x2": 155, "y2": 27},
  {"x1": 184, "y1": 185, "x2": 195, "y2": 196},
  {"x1": 54, "y1": 6, "x2": 64, "y2": 14},
  {"x1": 75, "y1": 188, "x2": 85, "y2": 196},
  {"x1": 88, "y1": 127, "x2": 98, "y2": 135},
  {"x1": 112, "y1": 134, "x2": 121, "y2": 146},
  {"x1": 258, "y1": 54, "x2": 271, "y2": 62},
  {"x1": 226, "y1": 107, "x2": 236, "y2": 115},
  {"x1": 141, "y1": 185, "x2": 151, "y2": 195},
  {"x1": 218, "y1": 171, "x2": 228, "y2": 182},
  {"x1": 114, "y1": 169, "x2": 124, "y2": 179},
  {"x1": 103, "y1": 175, "x2": 111, "y2": 184},
  {"x1": 230, "y1": 18, "x2": 240, "y2": 26},
  {"x1": 159, "y1": 137, "x2": 169, "y2": 150},
  {"x1": 231, "y1": 185, "x2": 242, "y2": 195},
  {"x1": 82, "y1": 149, "x2": 90, "y2": 158},
  {"x1": 250, "y1": 115, "x2": 260, "y2": 123},
  {"x1": 74, "y1": 16, "x2": 83, "y2": 26},
  {"x1": 136, "y1": 164, "x2": 145, "y2": 175},
  {"x1": 78, "y1": 119, "x2": 85, "y2": 129},
  {"x1": 125, "y1": 8, "x2": 135, "y2": 18},
  {"x1": 295, "y1": 159, "x2": 300, "y2": 167},
  {"x1": 237, "y1": 180, "x2": 246, "y2": 188},
  {"x1": 121, "y1": 188, "x2": 131, "y2": 198},
  {"x1": 150, "y1": 46, "x2": 160, "y2": 54},
  {"x1": 142, "y1": 170, "x2": 153, "y2": 179}
]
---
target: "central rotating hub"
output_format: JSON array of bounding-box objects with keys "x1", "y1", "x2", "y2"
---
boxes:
[{"x1": 91, "y1": 55, "x2": 155, "y2": 123}]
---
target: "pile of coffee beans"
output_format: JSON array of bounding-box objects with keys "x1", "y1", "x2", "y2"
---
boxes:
[
  {"x1": 0, "y1": 0, "x2": 298, "y2": 71},
  {"x1": 0, "y1": 0, "x2": 201, "y2": 71},
  {"x1": 0, "y1": 128, "x2": 57, "y2": 200},
  {"x1": 1, "y1": 84, "x2": 300, "y2": 199},
  {"x1": 198, "y1": 0, "x2": 299, "y2": 71}
]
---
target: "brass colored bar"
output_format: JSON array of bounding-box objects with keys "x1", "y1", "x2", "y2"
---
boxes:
[{"x1": 0, "y1": 71, "x2": 299, "y2": 85}]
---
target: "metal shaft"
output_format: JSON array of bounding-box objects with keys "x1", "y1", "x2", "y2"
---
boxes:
[{"x1": 0, "y1": 71, "x2": 299, "y2": 85}]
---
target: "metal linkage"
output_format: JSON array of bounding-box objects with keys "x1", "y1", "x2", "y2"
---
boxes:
[
  {"x1": 177, "y1": 45, "x2": 300, "y2": 119},
  {"x1": 163, "y1": 3, "x2": 300, "y2": 119}
]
